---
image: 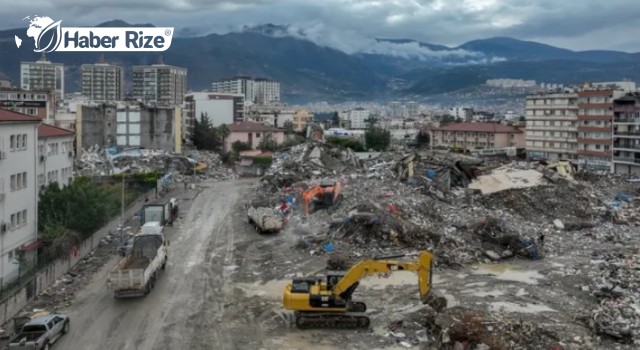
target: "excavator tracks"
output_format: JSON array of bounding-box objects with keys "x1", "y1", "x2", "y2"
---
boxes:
[{"x1": 295, "y1": 312, "x2": 370, "y2": 329}]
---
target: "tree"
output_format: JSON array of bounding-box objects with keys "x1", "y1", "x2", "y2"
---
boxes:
[
  {"x1": 364, "y1": 116, "x2": 378, "y2": 129},
  {"x1": 231, "y1": 140, "x2": 252, "y2": 153},
  {"x1": 519, "y1": 116, "x2": 526, "y2": 122},
  {"x1": 258, "y1": 133, "x2": 277, "y2": 151},
  {"x1": 192, "y1": 113, "x2": 218, "y2": 150},
  {"x1": 326, "y1": 136, "x2": 365, "y2": 152},
  {"x1": 283, "y1": 120, "x2": 295, "y2": 135},
  {"x1": 217, "y1": 123, "x2": 230, "y2": 144},
  {"x1": 365, "y1": 127, "x2": 391, "y2": 151}
]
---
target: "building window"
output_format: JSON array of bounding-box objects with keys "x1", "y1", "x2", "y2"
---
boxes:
[
  {"x1": 10, "y1": 174, "x2": 16, "y2": 190},
  {"x1": 22, "y1": 210, "x2": 27, "y2": 225},
  {"x1": 26, "y1": 108, "x2": 37, "y2": 116},
  {"x1": 22, "y1": 171, "x2": 27, "y2": 188},
  {"x1": 21, "y1": 134, "x2": 27, "y2": 149},
  {"x1": 10, "y1": 214, "x2": 15, "y2": 230},
  {"x1": 15, "y1": 134, "x2": 21, "y2": 150},
  {"x1": 10, "y1": 135, "x2": 15, "y2": 150}
]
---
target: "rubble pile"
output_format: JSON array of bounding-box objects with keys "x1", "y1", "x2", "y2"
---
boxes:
[
  {"x1": 256, "y1": 142, "x2": 639, "y2": 269},
  {"x1": 421, "y1": 306, "x2": 566, "y2": 350},
  {"x1": 30, "y1": 232, "x2": 123, "y2": 311},
  {"x1": 75, "y1": 146, "x2": 236, "y2": 181},
  {"x1": 583, "y1": 251, "x2": 640, "y2": 343},
  {"x1": 262, "y1": 142, "x2": 361, "y2": 189}
]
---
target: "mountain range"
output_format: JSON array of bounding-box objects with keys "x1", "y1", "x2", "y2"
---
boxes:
[{"x1": 1, "y1": 21, "x2": 640, "y2": 103}]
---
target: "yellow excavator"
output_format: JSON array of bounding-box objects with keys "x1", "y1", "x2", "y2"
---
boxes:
[{"x1": 282, "y1": 251, "x2": 433, "y2": 329}]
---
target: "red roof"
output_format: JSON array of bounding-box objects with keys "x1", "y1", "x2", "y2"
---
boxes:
[
  {"x1": 227, "y1": 122, "x2": 281, "y2": 133},
  {"x1": 433, "y1": 122, "x2": 523, "y2": 133},
  {"x1": 38, "y1": 123, "x2": 75, "y2": 138},
  {"x1": 0, "y1": 108, "x2": 41, "y2": 123}
]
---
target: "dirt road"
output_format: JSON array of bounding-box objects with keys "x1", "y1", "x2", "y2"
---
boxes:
[{"x1": 55, "y1": 179, "x2": 263, "y2": 349}]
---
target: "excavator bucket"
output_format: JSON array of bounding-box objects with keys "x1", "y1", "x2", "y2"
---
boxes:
[{"x1": 417, "y1": 251, "x2": 433, "y2": 303}]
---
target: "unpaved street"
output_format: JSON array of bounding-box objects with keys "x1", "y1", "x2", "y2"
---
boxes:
[{"x1": 55, "y1": 179, "x2": 262, "y2": 350}]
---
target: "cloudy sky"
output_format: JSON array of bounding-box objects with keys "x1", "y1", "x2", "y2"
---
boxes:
[{"x1": 1, "y1": 0, "x2": 640, "y2": 52}]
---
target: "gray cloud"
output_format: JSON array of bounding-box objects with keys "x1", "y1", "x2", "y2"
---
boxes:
[{"x1": 1, "y1": 0, "x2": 640, "y2": 52}]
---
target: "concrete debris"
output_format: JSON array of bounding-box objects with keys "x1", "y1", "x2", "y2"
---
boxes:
[
  {"x1": 76, "y1": 145, "x2": 236, "y2": 181},
  {"x1": 255, "y1": 142, "x2": 639, "y2": 269},
  {"x1": 263, "y1": 141, "x2": 361, "y2": 189}
]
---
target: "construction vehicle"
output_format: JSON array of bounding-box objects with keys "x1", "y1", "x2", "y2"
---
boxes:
[
  {"x1": 282, "y1": 251, "x2": 433, "y2": 329},
  {"x1": 141, "y1": 198, "x2": 178, "y2": 226},
  {"x1": 246, "y1": 204, "x2": 285, "y2": 234},
  {"x1": 302, "y1": 180, "x2": 343, "y2": 215},
  {"x1": 107, "y1": 228, "x2": 169, "y2": 298}
]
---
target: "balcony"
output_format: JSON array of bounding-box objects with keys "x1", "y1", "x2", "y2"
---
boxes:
[
  {"x1": 526, "y1": 125, "x2": 577, "y2": 132},
  {"x1": 577, "y1": 126, "x2": 611, "y2": 132},
  {"x1": 614, "y1": 131, "x2": 640, "y2": 137},
  {"x1": 613, "y1": 144, "x2": 640, "y2": 152},
  {"x1": 613, "y1": 157, "x2": 640, "y2": 164},
  {"x1": 613, "y1": 106, "x2": 640, "y2": 113},
  {"x1": 578, "y1": 103, "x2": 612, "y2": 109},
  {"x1": 525, "y1": 115, "x2": 577, "y2": 121},
  {"x1": 577, "y1": 149, "x2": 611, "y2": 157},
  {"x1": 526, "y1": 104, "x2": 577, "y2": 110},
  {"x1": 613, "y1": 117, "x2": 640, "y2": 124},
  {"x1": 577, "y1": 115, "x2": 612, "y2": 121},
  {"x1": 577, "y1": 138, "x2": 612, "y2": 145}
]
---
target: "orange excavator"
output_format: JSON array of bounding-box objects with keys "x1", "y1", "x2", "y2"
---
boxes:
[{"x1": 302, "y1": 180, "x2": 343, "y2": 215}]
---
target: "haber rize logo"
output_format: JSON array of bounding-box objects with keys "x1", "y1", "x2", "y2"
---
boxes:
[{"x1": 15, "y1": 15, "x2": 174, "y2": 52}]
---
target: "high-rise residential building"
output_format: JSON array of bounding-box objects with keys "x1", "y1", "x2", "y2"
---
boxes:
[
  {"x1": 132, "y1": 61, "x2": 187, "y2": 105},
  {"x1": 406, "y1": 101, "x2": 419, "y2": 117},
  {"x1": 612, "y1": 93, "x2": 640, "y2": 175},
  {"x1": 0, "y1": 108, "x2": 40, "y2": 283},
  {"x1": 388, "y1": 101, "x2": 402, "y2": 117},
  {"x1": 576, "y1": 88, "x2": 626, "y2": 171},
  {"x1": 348, "y1": 108, "x2": 371, "y2": 129},
  {"x1": 20, "y1": 54, "x2": 64, "y2": 100},
  {"x1": 81, "y1": 58, "x2": 124, "y2": 102},
  {"x1": 525, "y1": 92, "x2": 579, "y2": 160},
  {"x1": 211, "y1": 76, "x2": 280, "y2": 105}
]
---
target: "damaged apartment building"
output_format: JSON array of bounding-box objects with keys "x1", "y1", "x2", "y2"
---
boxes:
[{"x1": 75, "y1": 102, "x2": 182, "y2": 155}]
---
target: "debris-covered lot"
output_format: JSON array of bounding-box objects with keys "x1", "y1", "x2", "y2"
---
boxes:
[
  {"x1": 253, "y1": 141, "x2": 640, "y2": 349},
  {"x1": 5, "y1": 141, "x2": 639, "y2": 350}
]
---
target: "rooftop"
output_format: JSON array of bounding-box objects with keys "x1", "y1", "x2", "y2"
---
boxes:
[
  {"x1": 433, "y1": 122, "x2": 523, "y2": 133},
  {"x1": 38, "y1": 123, "x2": 75, "y2": 138},
  {"x1": 227, "y1": 121, "x2": 281, "y2": 133},
  {"x1": 0, "y1": 108, "x2": 41, "y2": 123}
]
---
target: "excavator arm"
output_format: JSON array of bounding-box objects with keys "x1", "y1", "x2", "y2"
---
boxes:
[{"x1": 331, "y1": 251, "x2": 433, "y2": 302}]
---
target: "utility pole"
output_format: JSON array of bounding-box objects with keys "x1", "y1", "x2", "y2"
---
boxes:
[{"x1": 120, "y1": 173, "x2": 125, "y2": 243}]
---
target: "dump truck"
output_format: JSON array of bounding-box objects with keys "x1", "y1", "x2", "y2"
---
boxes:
[
  {"x1": 246, "y1": 204, "x2": 284, "y2": 234},
  {"x1": 141, "y1": 198, "x2": 178, "y2": 226},
  {"x1": 107, "y1": 227, "x2": 169, "y2": 298}
]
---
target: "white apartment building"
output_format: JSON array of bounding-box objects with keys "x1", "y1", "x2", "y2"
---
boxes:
[
  {"x1": 348, "y1": 108, "x2": 371, "y2": 129},
  {"x1": 525, "y1": 92, "x2": 579, "y2": 160},
  {"x1": 0, "y1": 109, "x2": 40, "y2": 283},
  {"x1": 449, "y1": 107, "x2": 473, "y2": 121},
  {"x1": 81, "y1": 61, "x2": 124, "y2": 102},
  {"x1": 37, "y1": 124, "x2": 75, "y2": 188},
  {"x1": 211, "y1": 77, "x2": 280, "y2": 105},
  {"x1": 20, "y1": 55, "x2": 64, "y2": 100}
]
